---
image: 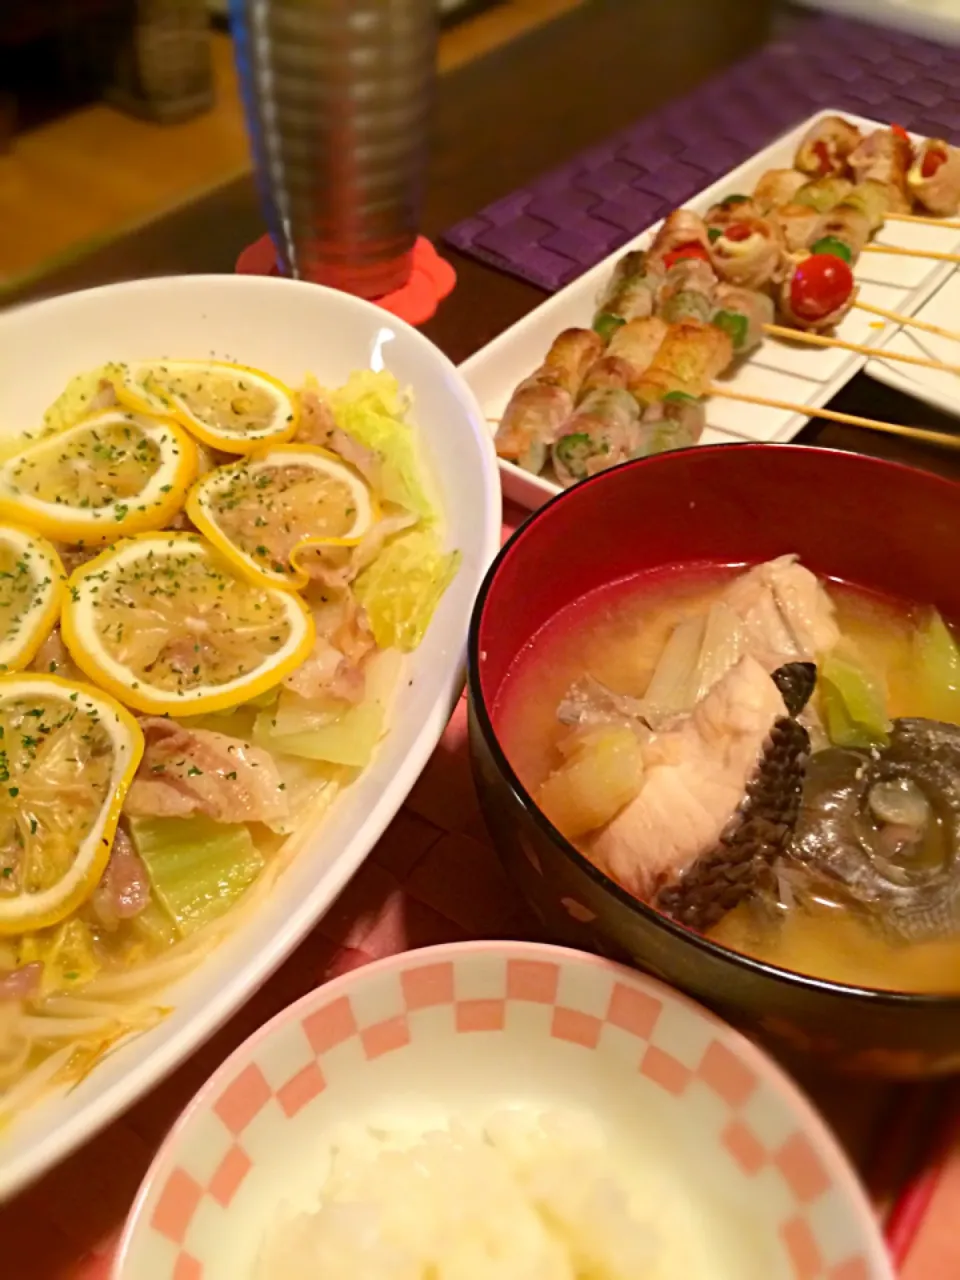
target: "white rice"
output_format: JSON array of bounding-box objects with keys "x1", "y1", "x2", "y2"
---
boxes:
[{"x1": 256, "y1": 1107, "x2": 703, "y2": 1279}]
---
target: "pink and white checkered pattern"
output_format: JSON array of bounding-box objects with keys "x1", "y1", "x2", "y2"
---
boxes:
[{"x1": 116, "y1": 942, "x2": 888, "y2": 1280}]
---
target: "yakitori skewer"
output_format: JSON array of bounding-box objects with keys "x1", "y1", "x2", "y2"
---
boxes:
[
  {"x1": 762, "y1": 323, "x2": 960, "y2": 375},
  {"x1": 855, "y1": 301, "x2": 960, "y2": 346},
  {"x1": 708, "y1": 119, "x2": 960, "y2": 335},
  {"x1": 494, "y1": 118, "x2": 960, "y2": 488},
  {"x1": 496, "y1": 212, "x2": 959, "y2": 484},
  {"x1": 885, "y1": 211, "x2": 960, "y2": 231},
  {"x1": 792, "y1": 116, "x2": 960, "y2": 219},
  {"x1": 707, "y1": 386, "x2": 960, "y2": 450},
  {"x1": 862, "y1": 243, "x2": 960, "y2": 265},
  {"x1": 491, "y1": 401, "x2": 960, "y2": 452}
]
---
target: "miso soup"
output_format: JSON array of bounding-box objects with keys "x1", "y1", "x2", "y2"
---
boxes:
[{"x1": 496, "y1": 556, "x2": 960, "y2": 993}]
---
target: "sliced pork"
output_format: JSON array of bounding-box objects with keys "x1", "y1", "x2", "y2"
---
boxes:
[
  {"x1": 91, "y1": 825, "x2": 151, "y2": 929},
  {"x1": 124, "y1": 719, "x2": 289, "y2": 824},
  {"x1": 283, "y1": 592, "x2": 376, "y2": 703}
]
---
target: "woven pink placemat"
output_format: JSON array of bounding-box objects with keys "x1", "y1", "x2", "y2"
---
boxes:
[{"x1": 0, "y1": 500, "x2": 949, "y2": 1278}]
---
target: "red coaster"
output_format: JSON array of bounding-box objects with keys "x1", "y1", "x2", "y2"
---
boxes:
[{"x1": 235, "y1": 235, "x2": 457, "y2": 327}]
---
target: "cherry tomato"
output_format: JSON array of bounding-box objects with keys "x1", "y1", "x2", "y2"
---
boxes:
[
  {"x1": 789, "y1": 253, "x2": 854, "y2": 321},
  {"x1": 922, "y1": 147, "x2": 946, "y2": 180},
  {"x1": 722, "y1": 222, "x2": 753, "y2": 243},
  {"x1": 813, "y1": 140, "x2": 831, "y2": 176},
  {"x1": 663, "y1": 241, "x2": 710, "y2": 270},
  {"x1": 891, "y1": 123, "x2": 910, "y2": 143}
]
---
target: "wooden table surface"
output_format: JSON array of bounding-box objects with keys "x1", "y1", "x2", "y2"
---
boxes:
[{"x1": 2, "y1": 0, "x2": 951, "y2": 1267}]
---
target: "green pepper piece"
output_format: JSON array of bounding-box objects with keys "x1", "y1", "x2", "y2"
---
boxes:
[
  {"x1": 662, "y1": 391, "x2": 699, "y2": 404},
  {"x1": 553, "y1": 432, "x2": 597, "y2": 480},
  {"x1": 712, "y1": 309, "x2": 749, "y2": 350},
  {"x1": 722, "y1": 194, "x2": 750, "y2": 205},
  {"x1": 707, "y1": 226, "x2": 722, "y2": 243},
  {"x1": 810, "y1": 236, "x2": 853, "y2": 264},
  {"x1": 593, "y1": 313, "x2": 626, "y2": 342}
]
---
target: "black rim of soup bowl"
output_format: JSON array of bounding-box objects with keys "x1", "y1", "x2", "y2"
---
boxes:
[{"x1": 467, "y1": 443, "x2": 960, "y2": 1016}]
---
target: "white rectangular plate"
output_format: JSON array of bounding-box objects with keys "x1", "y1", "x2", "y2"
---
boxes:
[
  {"x1": 864, "y1": 268, "x2": 960, "y2": 418},
  {"x1": 460, "y1": 109, "x2": 960, "y2": 510}
]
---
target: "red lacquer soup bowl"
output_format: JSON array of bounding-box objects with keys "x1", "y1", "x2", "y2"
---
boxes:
[{"x1": 467, "y1": 444, "x2": 960, "y2": 1078}]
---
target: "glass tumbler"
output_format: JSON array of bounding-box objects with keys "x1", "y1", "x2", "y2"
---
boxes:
[{"x1": 231, "y1": 0, "x2": 438, "y2": 298}]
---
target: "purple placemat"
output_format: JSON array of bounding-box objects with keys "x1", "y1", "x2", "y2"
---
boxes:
[{"x1": 444, "y1": 15, "x2": 960, "y2": 292}]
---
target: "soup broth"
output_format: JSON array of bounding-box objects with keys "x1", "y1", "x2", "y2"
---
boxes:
[{"x1": 495, "y1": 563, "x2": 960, "y2": 994}]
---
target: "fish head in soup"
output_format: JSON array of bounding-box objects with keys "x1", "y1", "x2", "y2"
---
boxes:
[{"x1": 789, "y1": 718, "x2": 960, "y2": 944}]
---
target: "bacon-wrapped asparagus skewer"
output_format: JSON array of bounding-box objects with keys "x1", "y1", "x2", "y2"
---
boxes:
[
  {"x1": 711, "y1": 284, "x2": 775, "y2": 355},
  {"x1": 592, "y1": 250, "x2": 665, "y2": 340},
  {"x1": 553, "y1": 280, "x2": 783, "y2": 488},
  {"x1": 493, "y1": 328, "x2": 603, "y2": 473},
  {"x1": 552, "y1": 243, "x2": 733, "y2": 485},
  {"x1": 546, "y1": 242, "x2": 784, "y2": 484},
  {"x1": 500, "y1": 217, "x2": 722, "y2": 481},
  {"x1": 551, "y1": 317, "x2": 727, "y2": 486},
  {"x1": 591, "y1": 212, "x2": 716, "y2": 340},
  {"x1": 656, "y1": 258, "x2": 718, "y2": 324},
  {"x1": 551, "y1": 317, "x2": 672, "y2": 485}
]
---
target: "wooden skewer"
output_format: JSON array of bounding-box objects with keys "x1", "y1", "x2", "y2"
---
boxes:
[
  {"x1": 886, "y1": 210, "x2": 960, "y2": 232},
  {"x1": 488, "y1": 402, "x2": 960, "y2": 451},
  {"x1": 862, "y1": 243, "x2": 960, "y2": 264},
  {"x1": 854, "y1": 300, "x2": 960, "y2": 346},
  {"x1": 707, "y1": 386, "x2": 960, "y2": 449},
  {"x1": 762, "y1": 322, "x2": 960, "y2": 374}
]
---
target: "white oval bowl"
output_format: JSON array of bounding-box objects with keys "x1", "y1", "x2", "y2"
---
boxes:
[
  {"x1": 0, "y1": 275, "x2": 501, "y2": 1200},
  {"x1": 114, "y1": 940, "x2": 894, "y2": 1280}
]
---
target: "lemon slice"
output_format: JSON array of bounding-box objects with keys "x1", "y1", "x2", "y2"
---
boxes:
[
  {"x1": 114, "y1": 360, "x2": 299, "y2": 454},
  {"x1": 0, "y1": 525, "x2": 65, "y2": 673},
  {"x1": 0, "y1": 674, "x2": 143, "y2": 934},
  {"x1": 60, "y1": 532, "x2": 315, "y2": 715},
  {"x1": 186, "y1": 445, "x2": 378, "y2": 591},
  {"x1": 0, "y1": 411, "x2": 198, "y2": 546}
]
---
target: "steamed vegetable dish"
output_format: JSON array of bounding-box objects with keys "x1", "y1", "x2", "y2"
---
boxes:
[
  {"x1": 497, "y1": 557, "x2": 960, "y2": 992},
  {"x1": 0, "y1": 363, "x2": 457, "y2": 1116}
]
